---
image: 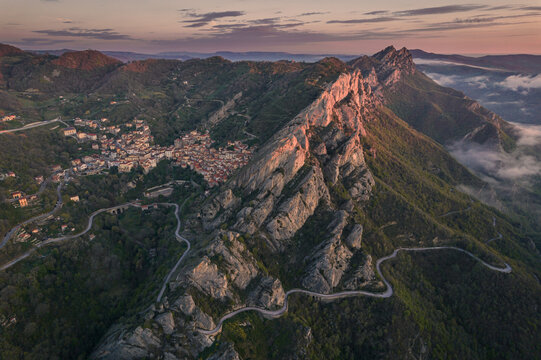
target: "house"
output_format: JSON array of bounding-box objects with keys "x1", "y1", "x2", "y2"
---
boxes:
[
  {"x1": 63, "y1": 127, "x2": 76, "y2": 136},
  {"x1": 118, "y1": 162, "x2": 133, "y2": 173},
  {"x1": 1, "y1": 115, "x2": 16, "y2": 122},
  {"x1": 7, "y1": 171, "x2": 15, "y2": 177},
  {"x1": 77, "y1": 132, "x2": 87, "y2": 140},
  {"x1": 61, "y1": 224, "x2": 68, "y2": 232},
  {"x1": 70, "y1": 195, "x2": 80, "y2": 202},
  {"x1": 87, "y1": 133, "x2": 98, "y2": 141},
  {"x1": 18, "y1": 198, "x2": 28, "y2": 207},
  {"x1": 34, "y1": 175, "x2": 44, "y2": 184},
  {"x1": 11, "y1": 191, "x2": 22, "y2": 199},
  {"x1": 92, "y1": 143, "x2": 99, "y2": 150}
]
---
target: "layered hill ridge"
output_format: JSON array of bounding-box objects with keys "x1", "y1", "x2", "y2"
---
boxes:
[
  {"x1": 51, "y1": 49, "x2": 121, "y2": 70},
  {"x1": 0, "y1": 44, "x2": 23, "y2": 58}
]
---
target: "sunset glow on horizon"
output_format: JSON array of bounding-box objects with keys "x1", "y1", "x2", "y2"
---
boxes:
[{"x1": 1, "y1": 0, "x2": 540, "y2": 55}]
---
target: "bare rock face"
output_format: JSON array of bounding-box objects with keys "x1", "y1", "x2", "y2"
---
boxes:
[
  {"x1": 174, "y1": 295, "x2": 196, "y2": 316},
  {"x1": 247, "y1": 277, "x2": 286, "y2": 309},
  {"x1": 348, "y1": 169, "x2": 375, "y2": 202},
  {"x1": 234, "y1": 69, "x2": 376, "y2": 194},
  {"x1": 185, "y1": 256, "x2": 230, "y2": 299},
  {"x1": 323, "y1": 135, "x2": 367, "y2": 185},
  {"x1": 266, "y1": 166, "x2": 329, "y2": 242},
  {"x1": 207, "y1": 343, "x2": 241, "y2": 360},
  {"x1": 207, "y1": 231, "x2": 259, "y2": 289},
  {"x1": 201, "y1": 189, "x2": 240, "y2": 230},
  {"x1": 302, "y1": 211, "x2": 353, "y2": 293},
  {"x1": 155, "y1": 312, "x2": 175, "y2": 335},
  {"x1": 343, "y1": 255, "x2": 376, "y2": 290},
  {"x1": 345, "y1": 224, "x2": 363, "y2": 249},
  {"x1": 91, "y1": 326, "x2": 162, "y2": 360}
]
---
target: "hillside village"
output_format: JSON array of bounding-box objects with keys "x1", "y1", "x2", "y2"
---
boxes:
[
  {"x1": 2, "y1": 116, "x2": 253, "y2": 244},
  {"x1": 66, "y1": 118, "x2": 252, "y2": 187}
]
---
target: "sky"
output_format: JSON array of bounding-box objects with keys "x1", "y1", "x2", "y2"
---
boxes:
[{"x1": 1, "y1": 0, "x2": 540, "y2": 55}]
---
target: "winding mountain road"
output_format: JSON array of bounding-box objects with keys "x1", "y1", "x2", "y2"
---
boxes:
[
  {"x1": 197, "y1": 246, "x2": 511, "y2": 336},
  {"x1": 0, "y1": 201, "x2": 190, "y2": 281},
  {"x1": 0, "y1": 198, "x2": 513, "y2": 338},
  {"x1": 0, "y1": 118, "x2": 69, "y2": 134},
  {"x1": 155, "y1": 202, "x2": 190, "y2": 303}
]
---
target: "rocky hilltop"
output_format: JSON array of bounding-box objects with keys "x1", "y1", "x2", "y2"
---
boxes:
[{"x1": 52, "y1": 50, "x2": 121, "y2": 70}]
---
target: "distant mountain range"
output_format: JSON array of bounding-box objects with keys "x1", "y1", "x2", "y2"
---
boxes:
[
  {"x1": 410, "y1": 49, "x2": 541, "y2": 74},
  {"x1": 30, "y1": 48, "x2": 360, "y2": 63}
]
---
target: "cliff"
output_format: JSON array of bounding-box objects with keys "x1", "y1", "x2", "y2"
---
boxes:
[{"x1": 93, "y1": 66, "x2": 381, "y2": 360}]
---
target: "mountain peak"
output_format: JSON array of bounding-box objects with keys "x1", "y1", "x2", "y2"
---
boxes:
[
  {"x1": 52, "y1": 49, "x2": 121, "y2": 70},
  {"x1": 0, "y1": 43, "x2": 24, "y2": 57},
  {"x1": 372, "y1": 45, "x2": 415, "y2": 73}
]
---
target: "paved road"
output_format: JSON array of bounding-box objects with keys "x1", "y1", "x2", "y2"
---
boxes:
[
  {"x1": 156, "y1": 202, "x2": 191, "y2": 303},
  {"x1": 0, "y1": 200, "x2": 133, "y2": 270},
  {"x1": 0, "y1": 199, "x2": 192, "y2": 311},
  {"x1": 198, "y1": 246, "x2": 512, "y2": 336},
  {"x1": 1, "y1": 178, "x2": 66, "y2": 249},
  {"x1": 0, "y1": 118, "x2": 62, "y2": 134}
]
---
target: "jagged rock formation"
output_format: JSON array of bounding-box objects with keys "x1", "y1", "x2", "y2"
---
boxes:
[
  {"x1": 91, "y1": 46, "x2": 524, "y2": 360},
  {"x1": 93, "y1": 62, "x2": 380, "y2": 360}
]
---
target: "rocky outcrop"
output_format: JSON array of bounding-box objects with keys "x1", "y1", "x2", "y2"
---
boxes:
[
  {"x1": 205, "y1": 92, "x2": 243, "y2": 129},
  {"x1": 302, "y1": 211, "x2": 354, "y2": 293},
  {"x1": 207, "y1": 231, "x2": 259, "y2": 289},
  {"x1": 247, "y1": 277, "x2": 286, "y2": 309},
  {"x1": 343, "y1": 255, "x2": 376, "y2": 290},
  {"x1": 174, "y1": 295, "x2": 196, "y2": 316},
  {"x1": 201, "y1": 189, "x2": 240, "y2": 230},
  {"x1": 185, "y1": 256, "x2": 230, "y2": 299},
  {"x1": 155, "y1": 312, "x2": 175, "y2": 335},
  {"x1": 92, "y1": 326, "x2": 161, "y2": 360},
  {"x1": 207, "y1": 343, "x2": 241, "y2": 360},
  {"x1": 345, "y1": 224, "x2": 363, "y2": 249},
  {"x1": 234, "y1": 68, "x2": 377, "y2": 193},
  {"x1": 266, "y1": 166, "x2": 329, "y2": 242}
]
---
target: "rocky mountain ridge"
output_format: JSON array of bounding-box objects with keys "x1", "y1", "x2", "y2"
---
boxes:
[
  {"x1": 93, "y1": 62, "x2": 384, "y2": 360},
  {"x1": 90, "y1": 46, "x2": 537, "y2": 360}
]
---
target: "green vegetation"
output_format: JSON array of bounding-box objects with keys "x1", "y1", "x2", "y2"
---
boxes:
[{"x1": 0, "y1": 206, "x2": 184, "y2": 359}]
